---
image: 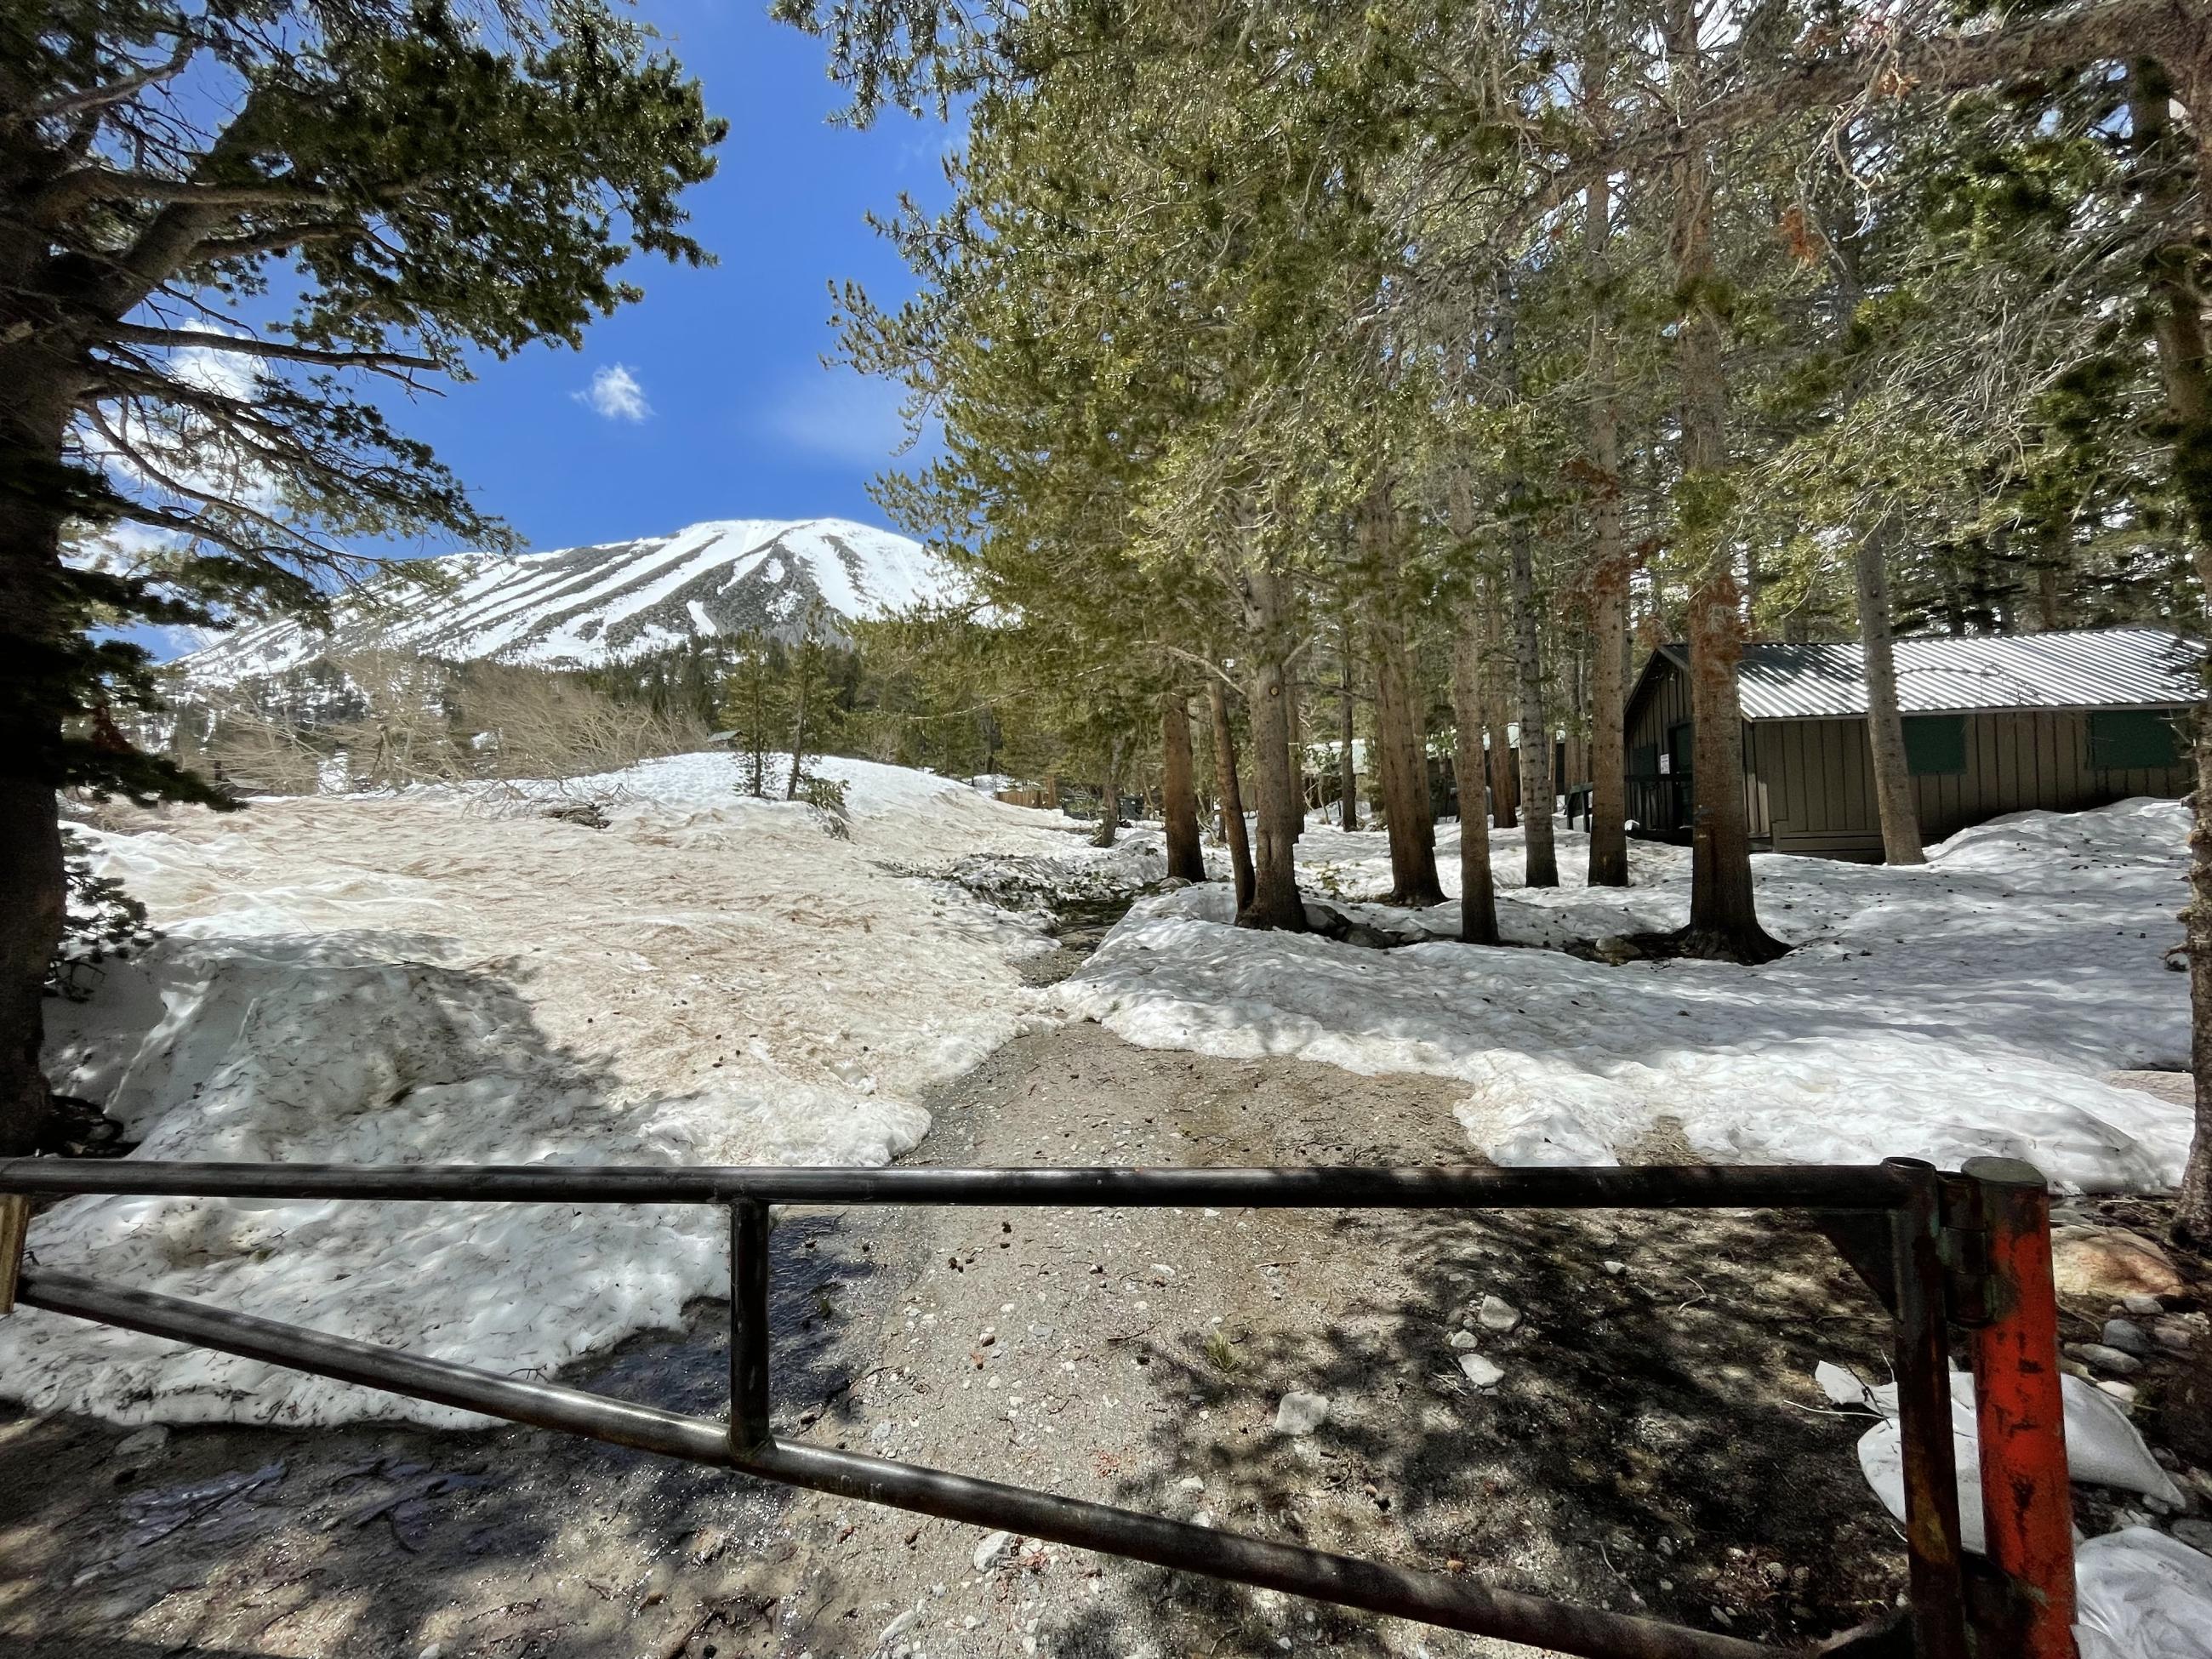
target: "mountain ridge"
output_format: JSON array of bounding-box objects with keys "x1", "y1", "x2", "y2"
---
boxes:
[{"x1": 175, "y1": 516, "x2": 947, "y2": 684}]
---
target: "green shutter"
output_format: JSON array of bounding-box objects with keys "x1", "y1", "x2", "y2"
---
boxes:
[
  {"x1": 1903, "y1": 715, "x2": 1967, "y2": 776},
  {"x1": 2089, "y1": 710, "x2": 2181, "y2": 771}
]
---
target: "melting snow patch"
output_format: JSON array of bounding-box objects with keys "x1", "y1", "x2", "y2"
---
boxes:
[{"x1": 1062, "y1": 800, "x2": 2192, "y2": 1190}]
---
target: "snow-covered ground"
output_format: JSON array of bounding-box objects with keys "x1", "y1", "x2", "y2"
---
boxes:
[
  {"x1": 9, "y1": 755, "x2": 1136, "y2": 1427},
  {"x1": 8, "y1": 769, "x2": 2198, "y2": 1428},
  {"x1": 1065, "y1": 798, "x2": 2193, "y2": 1189}
]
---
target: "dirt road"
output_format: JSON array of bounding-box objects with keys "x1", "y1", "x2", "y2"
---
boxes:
[{"x1": 15, "y1": 1018, "x2": 2203, "y2": 1659}]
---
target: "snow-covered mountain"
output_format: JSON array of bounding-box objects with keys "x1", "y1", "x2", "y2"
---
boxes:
[{"x1": 176, "y1": 517, "x2": 948, "y2": 684}]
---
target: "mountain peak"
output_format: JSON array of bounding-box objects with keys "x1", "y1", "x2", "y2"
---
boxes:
[{"x1": 176, "y1": 516, "x2": 949, "y2": 684}]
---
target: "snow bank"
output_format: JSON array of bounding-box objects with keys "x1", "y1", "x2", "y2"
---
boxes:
[
  {"x1": 1061, "y1": 800, "x2": 2192, "y2": 1189},
  {"x1": 15, "y1": 751, "x2": 1086, "y2": 1426}
]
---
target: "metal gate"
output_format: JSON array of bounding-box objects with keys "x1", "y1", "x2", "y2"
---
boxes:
[{"x1": 0, "y1": 1154, "x2": 2079, "y2": 1659}]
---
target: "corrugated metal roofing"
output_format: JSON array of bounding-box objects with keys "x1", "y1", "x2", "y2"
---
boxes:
[
  {"x1": 1654, "y1": 628, "x2": 2203, "y2": 721},
  {"x1": 1656, "y1": 627, "x2": 2203, "y2": 721}
]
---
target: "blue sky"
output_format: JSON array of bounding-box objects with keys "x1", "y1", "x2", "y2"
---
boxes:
[{"x1": 380, "y1": 1, "x2": 951, "y2": 551}]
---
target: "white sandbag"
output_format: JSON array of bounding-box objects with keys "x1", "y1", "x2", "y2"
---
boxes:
[
  {"x1": 2074, "y1": 1527, "x2": 2212, "y2": 1659},
  {"x1": 1817, "y1": 1362, "x2": 2182, "y2": 1507}
]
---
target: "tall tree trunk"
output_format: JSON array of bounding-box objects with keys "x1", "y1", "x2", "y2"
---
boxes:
[
  {"x1": 0, "y1": 373, "x2": 80, "y2": 1154},
  {"x1": 1093, "y1": 737, "x2": 1124, "y2": 849},
  {"x1": 1236, "y1": 549, "x2": 1307, "y2": 931},
  {"x1": 2139, "y1": 58, "x2": 2212, "y2": 1240},
  {"x1": 1507, "y1": 490, "x2": 1558, "y2": 887},
  {"x1": 1853, "y1": 521, "x2": 1925, "y2": 865},
  {"x1": 1209, "y1": 676, "x2": 1256, "y2": 913},
  {"x1": 1366, "y1": 489, "x2": 1445, "y2": 905},
  {"x1": 1160, "y1": 691, "x2": 1206, "y2": 881},
  {"x1": 1338, "y1": 612, "x2": 1360, "y2": 831},
  {"x1": 1451, "y1": 618, "x2": 1502, "y2": 945},
  {"x1": 1481, "y1": 587, "x2": 1517, "y2": 830},
  {"x1": 1670, "y1": 0, "x2": 1782, "y2": 963},
  {"x1": 1584, "y1": 163, "x2": 1633, "y2": 887}
]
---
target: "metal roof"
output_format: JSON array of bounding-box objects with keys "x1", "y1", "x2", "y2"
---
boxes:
[{"x1": 1651, "y1": 627, "x2": 2203, "y2": 721}]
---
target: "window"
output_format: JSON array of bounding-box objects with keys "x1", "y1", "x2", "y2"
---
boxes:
[
  {"x1": 1903, "y1": 715, "x2": 1967, "y2": 776},
  {"x1": 2089, "y1": 710, "x2": 2182, "y2": 771}
]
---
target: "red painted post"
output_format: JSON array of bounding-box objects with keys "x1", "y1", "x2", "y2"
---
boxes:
[{"x1": 1961, "y1": 1156, "x2": 2077, "y2": 1659}]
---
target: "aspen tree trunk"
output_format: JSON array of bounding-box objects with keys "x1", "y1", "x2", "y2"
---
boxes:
[
  {"x1": 1339, "y1": 613, "x2": 1360, "y2": 831},
  {"x1": 1236, "y1": 546, "x2": 1307, "y2": 932},
  {"x1": 1160, "y1": 691, "x2": 1206, "y2": 881},
  {"x1": 1584, "y1": 160, "x2": 1633, "y2": 888},
  {"x1": 1852, "y1": 521, "x2": 1925, "y2": 865},
  {"x1": 1669, "y1": 0, "x2": 1783, "y2": 962},
  {"x1": 1451, "y1": 619, "x2": 1501, "y2": 945},
  {"x1": 1508, "y1": 491, "x2": 1558, "y2": 887},
  {"x1": 1209, "y1": 677, "x2": 1256, "y2": 913},
  {"x1": 785, "y1": 654, "x2": 812, "y2": 800},
  {"x1": 1093, "y1": 737, "x2": 1124, "y2": 848},
  {"x1": 2135, "y1": 57, "x2": 2212, "y2": 1240}
]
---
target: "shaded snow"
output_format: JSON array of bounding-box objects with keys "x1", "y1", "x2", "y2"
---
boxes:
[
  {"x1": 1060, "y1": 799, "x2": 2192, "y2": 1189},
  {"x1": 12, "y1": 753, "x2": 1090, "y2": 1427}
]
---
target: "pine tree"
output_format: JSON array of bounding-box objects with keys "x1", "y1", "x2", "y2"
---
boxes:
[{"x1": 0, "y1": 0, "x2": 723, "y2": 1151}]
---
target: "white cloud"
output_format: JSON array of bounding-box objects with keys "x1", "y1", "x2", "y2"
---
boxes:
[
  {"x1": 577, "y1": 362, "x2": 651, "y2": 423},
  {"x1": 764, "y1": 368, "x2": 934, "y2": 467}
]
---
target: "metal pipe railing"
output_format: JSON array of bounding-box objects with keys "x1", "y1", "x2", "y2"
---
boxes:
[{"x1": 0, "y1": 1154, "x2": 2077, "y2": 1658}]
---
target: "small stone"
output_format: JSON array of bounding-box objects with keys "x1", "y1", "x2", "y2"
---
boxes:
[
  {"x1": 1448, "y1": 1330, "x2": 1480, "y2": 1352},
  {"x1": 878, "y1": 1610, "x2": 916, "y2": 1646},
  {"x1": 1177, "y1": 1476, "x2": 1204, "y2": 1491},
  {"x1": 2122, "y1": 1293, "x2": 2166, "y2": 1317},
  {"x1": 2172, "y1": 1519, "x2": 2212, "y2": 1557},
  {"x1": 1193, "y1": 1510, "x2": 1215, "y2": 1528},
  {"x1": 1029, "y1": 1323, "x2": 1054, "y2": 1340},
  {"x1": 1458, "y1": 1354, "x2": 1504, "y2": 1389},
  {"x1": 416, "y1": 1647, "x2": 443, "y2": 1659},
  {"x1": 1275, "y1": 1391, "x2": 1330, "y2": 1435},
  {"x1": 2069, "y1": 1343, "x2": 2144, "y2": 1376},
  {"x1": 1760, "y1": 1561, "x2": 1787, "y2": 1585},
  {"x1": 2097, "y1": 1381, "x2": 2140, "y2": 1407},
  {"x1": 114, "y1": 1426, "x2": 168, "y2": 1458},
  {"x1": 2101, "y1": 1319, "x2": 2154, "y2": 1357},
  {"x1": 1601, "y1": 1261, "x2": 1626, "y2": 1276},
  {"x1": 973, "y1": 1531, "x2": 1013, "y2": 1571},
  {"x1": 1475, "y1": 1295, "x2": 1521, "y2": 1333},
  {"x1": 2155, "y1": 1321, "x2": 2194, "y2": 1352}
]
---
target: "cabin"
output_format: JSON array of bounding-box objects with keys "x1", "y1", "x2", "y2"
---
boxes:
[{"x1": 1623, "y1": 627, "x2": 2201, "y2": 859}]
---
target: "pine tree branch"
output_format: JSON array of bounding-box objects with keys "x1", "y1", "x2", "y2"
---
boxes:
[
  {"x1": 9, "y1": 38, "x2": 200, "y2": 128},
  {"x1": 97, "y1": 321, "x2": 440, "y2": 372}
]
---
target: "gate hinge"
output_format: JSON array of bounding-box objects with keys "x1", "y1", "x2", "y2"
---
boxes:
[{"x1": 1938, "y1": 1220, "x2": 1993, "y2": 1327}]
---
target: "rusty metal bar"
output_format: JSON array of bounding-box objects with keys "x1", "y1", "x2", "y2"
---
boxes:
[
  {"x1": 1884, "y1": 1160, "x2": 1970, "y2": 1659},
  {"x1": 16, "y1": 1266, "x2": 1780, "y2": 1659},
  {"x1": 1959, "y1": 1157, "x2": 2078, "y2": 1659},
  {"x1": 0, "y1": 1193, "x2": 27, "y2": 1315},
  {"x1": 0, "y1": 1158, "x2": 1915, "y2": 1211},
  {"x1": 729, "y1": 1197, "x2": 771, "y2": 1454}
]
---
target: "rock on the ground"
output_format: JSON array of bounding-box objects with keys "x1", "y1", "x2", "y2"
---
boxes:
[
  {"x1": 2122, "y1": 1293, "x2": 2166, "y2": 1317},
  {"x1": 2102, "y1": 1319, "x2": 2155, "y2": 1357},
  {"x1": 2070, "y1": 1343, "x2": 2145, "y2": 1376},
  {"x1": 1475, "y1": 1294, "x2": 1520, "y2": 1333},
  {"x1": 2156, "y1": 1321, "x2": 2195, "y2": 1352},
  {"x1": 2053, "y1": 1227, "x2": 2184, "y2": 1302},
  {"x1": 1274, "y1": 1391, "x2": 1331, "y2": 1435},
  {"x1": 1458, "y1": 1354, "x2": 1504, "y2": 1389},
  {"x1": 972, "y1": 1530, "x2": 1013, "y2": 1571},
  {"x1": 1449, "y1": 1330, "x2": 1480, "y2": 1351}
]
